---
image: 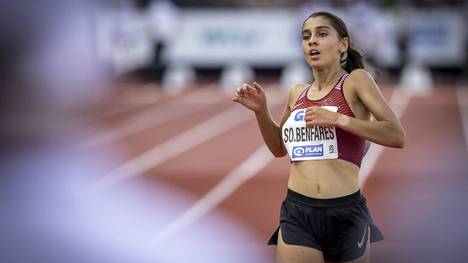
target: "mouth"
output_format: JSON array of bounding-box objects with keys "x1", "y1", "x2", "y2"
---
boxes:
[{"x1": 309, "y1": 49, "x2": 320, "y2": 58}]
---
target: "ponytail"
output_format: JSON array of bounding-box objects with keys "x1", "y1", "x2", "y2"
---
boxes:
[{"x1": 342, "y1": 47, "x2": 364, "y2": 73}]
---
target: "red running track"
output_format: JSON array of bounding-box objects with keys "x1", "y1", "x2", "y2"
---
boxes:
[{"x1": 77, "y1": 83, "x2": 468, "y2": 263}]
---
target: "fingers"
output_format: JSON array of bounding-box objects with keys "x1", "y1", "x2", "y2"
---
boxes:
[
  {"x1": 232, "y1": 82, "x2": 266, "y2": 112},
  {"x1": 232, "y1": 88, "x2": 249, "y2": 100},
  {"x1": 304, "y1": 106, "x2": 320, "y2": 122},
  {"x1": 253, "y1": 82, "x2": 264, "y2": 95},
  {"x1": 235, "y1": 85, "x2": 244, "y2": 95},
  {"x1": 304, "y1": 107, "x2": 337, "y2": 127},
  {"x1": 305, "y1": 115, "x2": 316, "y2": 127},
  {"x1": 234, "y1": 82, "x2": 262, "y2": 95},
  {"x1": 243, "y1": 83, "x2": 258, "y2": 97},
  {"x1": 232, "y1": 92, "x2": 246, "y2": 102},
  {"x1": 235, "y1": 83, "x2": 258, "y2": 98},
  {"x1": 232, "y1": 84, "x2": 252, "y2": 105},
  {"x1": 234, "y1": 84, "x2": 250, "y2": 96},
  {"x1": 304, "y1": 107, "x2": 322, "y2": 126},
  {"x1": 305, "y1": 118, "x2": 329, "y2": 127}
]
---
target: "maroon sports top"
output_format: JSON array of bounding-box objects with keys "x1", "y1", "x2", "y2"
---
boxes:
[{"x1": 291, "y1": 73, "x2": 366, "y2": 167}]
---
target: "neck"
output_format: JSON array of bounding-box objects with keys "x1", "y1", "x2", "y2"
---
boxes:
[{"x1": 311, "y1": 65, "x2": 344, "y2": 91}]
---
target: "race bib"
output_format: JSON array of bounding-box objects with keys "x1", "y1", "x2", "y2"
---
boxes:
[{"x1": 282, "y1": 106, "x2": 338, "y2": 161}]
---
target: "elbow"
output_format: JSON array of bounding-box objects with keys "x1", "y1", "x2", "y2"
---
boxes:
[
  {"x1": 273, "y1": 152, "x2": 287, "y2": 158},
  {"x1": 381, "y1": 128, "x2": 406, "y2": 148},
  {"x1": 394, "y1": 137, "x2": 405, "y2": 148},
  {"x1": 272, "y1": 150, "x2": 287, "y2": 158},
  {"x1": 392, "y1": 129, "x2": 406, "y2": 148},
  {"x1": 384, "y1": 122, "x2": 406, "y2": 148},
  {"x1": 271, "y1": 146, "x2": 288, "y2": 157}
]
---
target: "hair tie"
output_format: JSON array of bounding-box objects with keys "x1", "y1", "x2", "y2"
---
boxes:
[{"x1": 340, "y1": 51, "x2": 348, "y2": 67}]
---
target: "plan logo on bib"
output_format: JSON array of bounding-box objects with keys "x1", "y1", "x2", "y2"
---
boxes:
[{"x1": 292, "y1": 144, "x2": 324, "y2": 158}]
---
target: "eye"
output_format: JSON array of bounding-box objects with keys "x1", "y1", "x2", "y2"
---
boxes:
[
  {"x1": 318, "y1": 32, "x2": 328, "y2": 37},
  {"x1": 302, "y1": 34, "x2": 310, "y2": 40}
]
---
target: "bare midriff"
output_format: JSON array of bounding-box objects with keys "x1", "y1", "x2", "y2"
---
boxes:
[{"x1": 288, "y1": 159, "x2": 359, "y2": 199}]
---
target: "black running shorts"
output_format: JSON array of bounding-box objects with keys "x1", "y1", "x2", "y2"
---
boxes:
[{"x1": 268, "y1": 189, "x2": 384, "y2": 262}]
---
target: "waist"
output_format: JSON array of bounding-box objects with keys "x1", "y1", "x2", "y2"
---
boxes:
[
  {"x1": 286, "y1": 188, "x2": 362, "y2": 208},
  {"x1": 288, "y1": 160, "x2": 359, "y2": 198},
  {"x1": 291, "y1": 158, "x2": 360, "y2": 176}
]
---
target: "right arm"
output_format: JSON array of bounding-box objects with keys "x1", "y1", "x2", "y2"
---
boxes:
[
  {"x1": 254, "y1": 100, "x2": 288, "y2": 157},
  {"x1": 232, "y1": 82, "x2": 300, "y2": 157}
]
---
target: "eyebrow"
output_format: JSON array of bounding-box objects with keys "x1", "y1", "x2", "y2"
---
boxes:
[
  {"x1": 302, "y1": 25, "x2": 332, "y2": 34},
  {"x1": 315, "y1": 25, "x2": 332, "y2": 30}
]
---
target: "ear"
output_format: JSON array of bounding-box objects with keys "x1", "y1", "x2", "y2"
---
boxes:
[{"x1": 339, "y1": 37, "x2": 349, "y2": 53}]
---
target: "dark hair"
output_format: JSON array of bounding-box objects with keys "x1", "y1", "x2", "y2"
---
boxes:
[{"x1": 304, "y1": 11, "x2": 364, "y2": 73}]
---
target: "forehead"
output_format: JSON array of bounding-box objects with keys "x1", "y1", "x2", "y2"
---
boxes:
[{"x1": 302, "y1": 16, "x2": 332, "y2": 31}]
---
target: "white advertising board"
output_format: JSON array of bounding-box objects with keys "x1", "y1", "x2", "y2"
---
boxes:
[
  {"x1": 164, "y1": 9, "x2": 304, "y2": 66},
  {"x1": 408, "y1": 9, "x2": 465, "y2": 66},
  {"x1": 162, "y1": 9, "x2": 466, "y2": 68}
]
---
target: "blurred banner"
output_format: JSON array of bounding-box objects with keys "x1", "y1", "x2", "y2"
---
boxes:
[
  {"x1": 96, "y1": 7, "x2": 154, "y2": 74},
  {"x1": 164, "y1": 9, "x2": 303, "y2": 66},
  {"x1": 94, "y1": 7, "x2": 466, "y2": 74},
  {"x1": 407, "y1": 9, "x2": 465, "y2": 66},
  {"x1": 160, "y1": 8, "x2": 465, "y2": 68}
]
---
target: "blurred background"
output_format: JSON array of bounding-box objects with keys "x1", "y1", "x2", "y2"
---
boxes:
[{"x1": 0, "y1": 0, "x2": 467, "y2": 262}]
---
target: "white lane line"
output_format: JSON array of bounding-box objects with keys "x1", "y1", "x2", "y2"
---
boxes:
[
  {"x1": 79, "y1": 83, "x2": 166, "y2": 123},
  {"x1": 89, "y1": 95, "x2": 281, "y2": 193},
  {"x1": 89, "y1": 89, "x2": 284, "y2": 192},
  {"x1": 359, "y1": 88, "x2": 412, "y2": 188},
  {"x1": 89, "y1": 106, "x2": 251, "y2": 192},
  {"x1": 152, "y1": 145, "x2": 275, "y2": 245},
  {"x1": 75, "y1": 89, "x2": 226, "y2": 149},
  {"x1": 86, "y1": 104, "x2": 150, "y2": 123},
  {"x1": 75, "y1": 103, "x2": 155, "y2": 127},
  {"x1": 456, "y1": 87, "x2": 468, "y2": 154},
  {"x1": 148, "y1": 88, "x2": 410, "y2": 244}
]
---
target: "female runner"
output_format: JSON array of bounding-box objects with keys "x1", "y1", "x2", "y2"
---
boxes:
[{"x1": 232, "y1": 11, "x2": 406, "y2": 263}]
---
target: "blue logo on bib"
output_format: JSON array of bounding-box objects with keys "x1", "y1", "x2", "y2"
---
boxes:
[
  {"x1": 292, "y1": 144, "x2": 324, "y2": 158},
  {"x1": 294, "y1": 110, "x2": 305, "y2": 121}
]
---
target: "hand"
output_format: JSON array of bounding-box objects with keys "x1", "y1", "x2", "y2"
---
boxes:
[
  {"x1": 304, "y1": 106, "x2": 341, "y2": 127},
  {"x1": 232, "y1": 82, "x2": 267, "y2": 113}
]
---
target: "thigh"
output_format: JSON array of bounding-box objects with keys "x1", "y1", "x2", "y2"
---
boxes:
[{"x1": 277, "y1": 228, "x2": 325, "y2": 263}]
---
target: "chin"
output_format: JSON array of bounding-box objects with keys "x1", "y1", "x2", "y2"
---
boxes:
[
  {"x1": 308, "y1": 59, "x2": 335, "y2": 70},
  {"x1": 308, "y1": 61, "x2": 325, "y2": 70}
]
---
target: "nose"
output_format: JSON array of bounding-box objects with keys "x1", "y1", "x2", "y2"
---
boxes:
[{"x1": 308, "y1": 36, "x2": 318, "y2": 47}]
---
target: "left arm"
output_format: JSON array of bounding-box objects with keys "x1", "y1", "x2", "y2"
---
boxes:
[{"x1": 304, "y1": 69, "x2": 406, "y2": 148}]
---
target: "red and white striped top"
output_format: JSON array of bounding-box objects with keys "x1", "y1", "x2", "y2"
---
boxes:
[{"x1": 291, "y1": 73, "x2": 365, "y2": 167}]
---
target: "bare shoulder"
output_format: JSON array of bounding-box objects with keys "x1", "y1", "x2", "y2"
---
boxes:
[
  {"x1": 279, "y1": 83, "x2": 307, "y2": 124},
  {"x1": 348, "y1": 68, "x2": 374, "y2": 81},
  {"x1": 288, "y1": 83, "x2": 308, "y2": 103},
  {"x1": 345, "y1": 69, "x2": 378, "y2": 92}
]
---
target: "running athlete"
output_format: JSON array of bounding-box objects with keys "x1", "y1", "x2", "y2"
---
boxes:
[{"x1": 232, "y1": 11, "x2": 405, "y2": 263}]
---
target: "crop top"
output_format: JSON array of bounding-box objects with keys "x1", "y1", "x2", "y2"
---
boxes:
[{"x1": 281, "y1": 73, "x2": 365, "y2": 167}]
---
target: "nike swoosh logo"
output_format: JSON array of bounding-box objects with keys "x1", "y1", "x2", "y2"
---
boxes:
[{"x1": 357, "y1": 226, "x2": 367, "y2": 248}]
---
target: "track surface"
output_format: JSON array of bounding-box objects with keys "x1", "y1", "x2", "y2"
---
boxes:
[{"x1": 77, "y1": 83, "x2": 468, "y2": 262}]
